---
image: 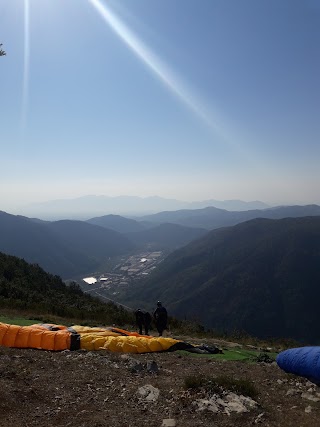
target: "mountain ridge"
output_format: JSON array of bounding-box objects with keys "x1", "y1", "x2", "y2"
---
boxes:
[
  {"x1": 138, "y1": 204, "x2": 320, "y2": 229},
  {"x1": 121, "y1": 216, "x2": 320, "y2": 343}
]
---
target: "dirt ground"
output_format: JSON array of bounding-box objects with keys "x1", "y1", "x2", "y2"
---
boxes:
[{"x1": 1, "y1": 340, "x2": 320, "y2": 427}]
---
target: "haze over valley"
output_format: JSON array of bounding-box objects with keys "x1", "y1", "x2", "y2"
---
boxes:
[{"x1": 16, "y1": 195, "x2": 271, "y2": 220}]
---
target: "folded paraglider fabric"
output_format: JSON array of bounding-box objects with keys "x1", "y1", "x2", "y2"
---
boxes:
[
  {"x1": 276, "y1": 347, "x2": 320, "y2": 385},
  {"x1": 0, "y1": 322, "x2": 196, "y2": 353},
  {"x1": 0, "y1": 322, "x2": 79, "y2": 351}
]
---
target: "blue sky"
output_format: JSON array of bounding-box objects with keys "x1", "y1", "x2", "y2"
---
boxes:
[{"x1": 0, "y1": 0, "x2": 319, "y2": 213}]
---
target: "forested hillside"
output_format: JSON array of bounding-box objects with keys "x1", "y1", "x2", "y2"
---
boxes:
[
  {"x1": 0, "y1": 211, "x2": 134, "y2": 278},
  {"x1": 124, "y1": 217, "x2": 320, "y2": 343},
  {"x1": 125, "y1": 223, "x2": 207, "y2": 250},
  {"x1": 0, "y1": 251, "x2": 132, "y2": 325}
]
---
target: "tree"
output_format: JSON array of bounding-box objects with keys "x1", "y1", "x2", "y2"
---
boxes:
[{"x1": 0, "y1": 44, "x2": 6, "y2": 56}]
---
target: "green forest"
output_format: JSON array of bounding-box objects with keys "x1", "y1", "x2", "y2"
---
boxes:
[{"x1": 0, "y1": 251, "x2": 133, "y2": 326}]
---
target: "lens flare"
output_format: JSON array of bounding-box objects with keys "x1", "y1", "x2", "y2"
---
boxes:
[{"x1": 87, "y1": 0, "x2": 221, "y2": 134}]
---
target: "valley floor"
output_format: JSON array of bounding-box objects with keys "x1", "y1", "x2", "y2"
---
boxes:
[{"x1": 1, "y1": 339, "x2": 319, "y2": 427}]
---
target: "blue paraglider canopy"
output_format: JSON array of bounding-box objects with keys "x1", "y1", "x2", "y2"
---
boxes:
[{"x1": 277, "y1": 347, "x2": 320, "y2": 385}]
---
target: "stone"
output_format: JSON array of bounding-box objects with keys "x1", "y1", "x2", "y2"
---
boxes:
[
  {"x1": 128, "y1": 359, "x2": 144, "y2": 373},
  {"x1": 161, "y1": 419, "x2": 176, "y2": 426},
  {"x1": 146, "y1": 360, "x2": 159, "y2": 374},
  {"x1": 195, "y1": 392, "x2": 258, "y2": 415},
  {"x1": 254, "y1": 413, "x2": 265, "y2": 424},
  {"x1": 137, "y1": 385, "x2": 160, "y2": 402},
  {"x1": 301, "y1": 392, "x2": 320, "y2": 402},
  {"x1": 286, "y1": 388, "x2": 300, "y2": 396}
]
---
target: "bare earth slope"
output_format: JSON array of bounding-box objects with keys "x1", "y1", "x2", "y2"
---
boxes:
[{"x1": 1, "y1": 344, "x2": 319, "y2": 427}]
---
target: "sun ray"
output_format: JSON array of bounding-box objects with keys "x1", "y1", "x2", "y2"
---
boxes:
[
  {"x1": 87, "y1": 0, "x2": 222, "y2": 135},
  {"x1": 21, "y1": 0, "x2": 30, "y2": 136}
]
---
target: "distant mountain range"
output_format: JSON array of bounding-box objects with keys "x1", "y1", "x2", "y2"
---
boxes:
[
  {"x1": 138, "y1": 204, "x2": 320, "y2": 230},
  {"x1": 122, "y1": 216, "x2": 320, "y2": 343},
  {"x1": 20, "y1": 195, "x2": 270, "y2": 220},
  {"x1": 1, "y1": 203, "x2": 320, "y2": 291}
]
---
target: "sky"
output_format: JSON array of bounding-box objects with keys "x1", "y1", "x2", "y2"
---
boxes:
[{"x1": 0, "y1": 0, "x2": 319, "y2": 214}]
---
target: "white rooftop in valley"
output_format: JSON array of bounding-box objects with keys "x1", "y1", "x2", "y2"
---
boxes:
[{"x1": 83, "y1": 277, "x2": 97, "y2": 285}]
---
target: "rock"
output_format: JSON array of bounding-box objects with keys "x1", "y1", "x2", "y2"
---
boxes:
[
  {"x1": 196, "y1": 398, "x2": 219, "y2": 413},
  {"x1": 161, "y1": 419, "x2": 176, "y2": 426},
  {"x1": 305, "y1": 405, "x2": 312, "y2": 413},
  {"x1": 301, "y1": 392, "x2": 320, "y2": 402},
  {"x1": 226, "y1": 393, "x2": 258, "y2": 413},
  {"x1": 286, "y1": 388, "x2": 300, "y2": 396},
  {"x1": 195, "y1": 392, "x2": 258, "y2": 415},
  {"x1": 137, "y1": 385, "x2": 160, "y2": 402},
  {"x1": 128, "y1": 359, "x2": 144, "y2": 373},
  {"x1": 120, "y1": 354, "x2": 131, "y2": 361},
  {"x1": 254, "y1": 413, "x2": 265, "y2": 424},
  {"x1": 306, "y1": 381, "x2": 315, "y2": 387},
  {"x1": 147, "y1": 360, "x2": 159, "y2": 374}
]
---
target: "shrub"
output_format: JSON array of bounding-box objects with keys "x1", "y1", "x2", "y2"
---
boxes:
[
  {"x1": 210, "y1": 376, "x2": 258, "y2": 399},
  {"x1": 254, "y1": 352, "x2": 275, "y2": 364},
  {"x1": 183, "y1": 374, "x2": 258, "y2": 399},
  {"x1": 184, "y1": 375, "x2": 206, "y2": 390}
]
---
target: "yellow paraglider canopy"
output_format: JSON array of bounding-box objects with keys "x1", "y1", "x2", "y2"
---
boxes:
[{"x1": 0, "y1": 322, "x2": 189, "y2": 353}]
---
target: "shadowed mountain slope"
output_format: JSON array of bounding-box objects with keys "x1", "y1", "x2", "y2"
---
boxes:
[
  {"x1": 125, "y1": 223, "x2": 207, "y2": 250},
  {"x1": 0, "y1": 212, "x2": 134, "y2": 278},
  {"x1": 126, "y1": 216, "x2": 320, "y2": 343},
  {"x1": 46, "y1": 220, "x2": 134, "y2": 260}
]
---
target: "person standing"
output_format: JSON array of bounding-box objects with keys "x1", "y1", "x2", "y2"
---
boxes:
[
  {"x1": 144, "y1": 311, "x2": 152, "y2": 335},
  {"x1": 153, "y1": 301, "x2": 168, "y2": 336},
  {"x1": 135, "y1": 309, "x2": 144, "y2": 335},
  {"x1": 135, "y1": 309, "x2": 152, "y2": 335}
]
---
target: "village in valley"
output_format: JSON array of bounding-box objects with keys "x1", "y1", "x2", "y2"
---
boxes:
[{"x1": 78, "y1": 251, "x2": 165, "y2": 305}]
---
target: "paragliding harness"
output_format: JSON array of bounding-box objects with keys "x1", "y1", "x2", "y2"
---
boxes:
[{"x1": 40, "y1": 324, "x2": 81, "y2": 351}]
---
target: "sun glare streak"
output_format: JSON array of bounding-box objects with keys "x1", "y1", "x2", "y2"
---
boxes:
[
  {"x1": 87, "y1": 0, "x2": 221, "y2": 134},
  {"x1": 21, "y1": 0, "x2": 30, "y2": 135}
]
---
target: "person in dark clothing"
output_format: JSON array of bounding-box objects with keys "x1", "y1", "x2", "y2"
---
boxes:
[
  {"x1": 135, "y1": 309, "x2": 144, "y2": 335},
  {"x1": 144, "y1": 311, "x2": 152, "y2": 335},
  {"x1": 135, "y1": 309, "x2": 152, "y2": 335},
  {"x1": 153, "y1": 301, "x2": 168, "y2": 336}
]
